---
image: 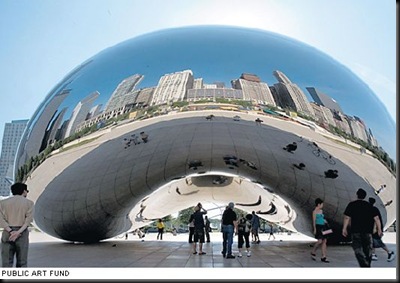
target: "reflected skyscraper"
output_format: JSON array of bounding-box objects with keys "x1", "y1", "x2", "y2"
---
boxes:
[
  {"x1": 14, "y1": 26, "x2": 395, "y2": 244},
  {"x1": 306, "y1": 87, "x2": 343, "y2": 113},
  {"x1": 46, "y1": 107, "x2": 67, "y2": 146},
  {"x1": 105, "y1": 74, "x2": 144, "y2": 112},
  {"x1": 64, "y1": 91, "x2": 100, "y2": 138},
  {"x1": 17, "y1": 89, "x2": 70, "y2": 170},
  {"x1": 151, "y1": 70, "x2": 194, "y2": 105},
  {"x1": 347, "y1": 116, "x2": 369, "y2": 142},
  {"x1": 273, "y1": 70, "x2": 315, "y2": 117},
  {"x1": 231, "y1": 73, "x2": 275, "y2": 106},
  {"x1": 309, "y1": 102, "x2": 336, "y2": 127}
]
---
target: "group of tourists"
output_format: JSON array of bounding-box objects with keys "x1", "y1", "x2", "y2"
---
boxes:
[
  {"x1": 311, "y1": 188, "x2": 395, "y2": 266},
  {"x1": 0, "y1": 182, "x2": 395, "y2": 268}
]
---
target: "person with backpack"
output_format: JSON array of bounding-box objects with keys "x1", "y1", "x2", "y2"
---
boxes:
[{"x1": 237, "y1": 213, "x2": 252, "y2": 257}]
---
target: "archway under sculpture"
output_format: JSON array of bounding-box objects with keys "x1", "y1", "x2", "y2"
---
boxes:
[{"x1": 26, "y1": 110, "x2": 395, "y2": 243}]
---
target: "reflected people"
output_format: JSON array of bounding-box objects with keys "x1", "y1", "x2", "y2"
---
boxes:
[{"x1": 12, "y1": 26, "x2": 395, "y2": 243}]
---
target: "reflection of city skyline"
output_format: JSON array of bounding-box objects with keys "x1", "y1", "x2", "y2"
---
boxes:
[
  {"x1": 15, "y1": 26, "x2": 395, "y2": 165},
  {"x1": 68, "y1": 68, "x2": 378, "y2": 150},
  {"x1": 16, "y1": 66, "x2": 381, "y2": 169}
]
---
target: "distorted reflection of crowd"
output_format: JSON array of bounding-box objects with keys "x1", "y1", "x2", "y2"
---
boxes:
[{"x1": 123, "y1": 131, "x2": 149, "y2": 148}]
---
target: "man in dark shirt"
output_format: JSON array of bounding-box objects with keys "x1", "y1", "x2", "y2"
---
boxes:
[
  {"x1": 189, "y1": 203, "x2": 207, "y2": 255},
  {"x1": 342, "y1": 188, "x2": 382, "y2": 267},
  {"x1": 221, "y1": 202, "x2": 238, "y2": 258}
]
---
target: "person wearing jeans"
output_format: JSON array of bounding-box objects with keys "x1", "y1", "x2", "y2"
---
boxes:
[
  {"x1": 221, "y1": 202, "x2": 237, "y2": 259},
  {"x1": 342, "y1": 188, "x2": 382, "y2": 267}
]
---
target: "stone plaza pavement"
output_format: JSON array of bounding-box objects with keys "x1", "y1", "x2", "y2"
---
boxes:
[{"x1": 19, "y1": 230, "x2": 397, "y2": 280}]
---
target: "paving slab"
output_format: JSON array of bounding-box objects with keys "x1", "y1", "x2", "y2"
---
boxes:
[{"x1": 1, "y1": 230, "x2": 395, "y2": 280}]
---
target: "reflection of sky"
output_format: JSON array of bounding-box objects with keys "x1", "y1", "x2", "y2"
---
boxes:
[{"x1": 45, "y1": 26, "x2": 395, "y2": 158}]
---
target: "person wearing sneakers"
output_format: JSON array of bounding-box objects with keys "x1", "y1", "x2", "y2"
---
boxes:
[
  {"x1": 342, "y1": 188, "x2": 382, "y2": 267},
  {"x1": 189, "y1": 203, "x2": 207, "y2": 255},
  {"x1": 237, "y1": 213, "x2": 252, "y2": 257},
  {"x1": 369, "y1": 197, "x2": 395, "y2": 262},
  {"x1": 310, "y1": 198, "x2": 330, "y2": 263}
]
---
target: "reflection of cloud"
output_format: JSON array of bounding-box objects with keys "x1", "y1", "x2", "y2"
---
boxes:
[{"x1": 350, "y1": 63, "x2": 396, "y2": 121}]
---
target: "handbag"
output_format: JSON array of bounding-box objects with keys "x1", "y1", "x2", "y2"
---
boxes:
[{"x1": 322, "y1": 223, "x2": 333, "y2": 235}]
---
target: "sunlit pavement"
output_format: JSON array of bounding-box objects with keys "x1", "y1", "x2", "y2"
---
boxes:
[{"x1": 27, "y1": 230, "x2": 396, "y2": 268}]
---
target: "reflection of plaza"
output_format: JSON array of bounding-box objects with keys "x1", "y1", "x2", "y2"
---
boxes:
[
  {"x1": 73, "y1": 68, "x2": 380, "y2": 157},
  {"x1": 15, "y1": 26, "x2": 395, "y2": 243},
  {"x1": 69, "y1": 67, "x2": 383, "y2": 163},
  {"x1": 26, "y1": 110, "x2": 395, "y2": 242}
]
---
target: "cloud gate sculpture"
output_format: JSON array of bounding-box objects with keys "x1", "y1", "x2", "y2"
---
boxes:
[{"x1": 15, "y1": 26, "x2": 396, "y2": 243}]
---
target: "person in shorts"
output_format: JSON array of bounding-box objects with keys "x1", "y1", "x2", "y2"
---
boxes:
[{"x1": 189, "y1": 203, "x2": 207, "y2": 255}]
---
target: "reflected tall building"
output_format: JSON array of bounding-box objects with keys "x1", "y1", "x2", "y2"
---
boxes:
[
  {"x1": 105, "y1": 74, "x2": 144, "y2": 112},
  {"x1": 368, "y1": 128, "x2": 379, "y2": 147},
  {"x1": 348, "y1": 116, "x2": 368, "y2": 142},
  {"x1": 231, "y1": 73, "x2": 275, "y2": 106},
  {"x1": 151, "y1": 70, "x2": 194, "y2": 105},
  {"x1": 13, "y1": 26, "x2": 395, "y2": 244},
  {"x1": 64, "y1": 91, "x2": 100, "y2": 138},
  {"x1": 88, "y1": 104, "x2": 103, "y2": 120},
  {"x1": 17, "y1": 89, "x2": 70, "y2": 169},
  {"x1": 0, "y1": 119, "x2": 28, "y2": 196},
  {"x1": 46, "y1": 107, "x2": 67, "y2": 146},
  {"x1": 273, "y1": 70, "x2": 314, "y2": 117},
  {"x1": 132, "y1": 87, "x2": 155, "y2": 107},
  {"x1": 333, "y1": 112, "x2": 352, "y2": 135},
  {"x1": 306, "y1": 87, "x2": 343, "y2": 113},
  {"x1": 193, "y1": 78, "x2": 204, "y2": 89},
  {"x1": 310, "y1": 102, "x2": 336, "y2": 127}
]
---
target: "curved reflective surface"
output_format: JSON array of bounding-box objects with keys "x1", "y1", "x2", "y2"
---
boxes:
[{"x1": 15, "y1": 26, "x2": 396, "y2": 243}]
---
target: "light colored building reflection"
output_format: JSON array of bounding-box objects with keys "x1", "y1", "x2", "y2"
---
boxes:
[{"x1": 14, "y1": 26, "x2": 395, "y2": 243}]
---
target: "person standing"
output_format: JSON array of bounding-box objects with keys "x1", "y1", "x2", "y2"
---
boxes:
[
  {"x1": 156, "y1": 218, "x2": 165, "y2": 240},
  {"x1": 0, "y1": 183, "x2": 34, "y2": 267},
  {"x1": 188, "y1": 216, "x2": 195, "y2": 243},
  {"x1": 342, "y1": 188, "x2": 382, "y2": 267},
  {"x1": 237, "y1": 213, "x2": 252, "y2": 257},
  {"x1": 221, "y1": 202, "x2": 238, "y2": 258},
  {"x1": 204, "y1": 215, "x2": 211, "y2": 243},
  {"x1": 251, "y1": 211, "x2": 260, "y2": 244},
  {"x1": 189, "y1": 203, "x2": 207, "y2": 255},
  {"x1": 310, "y1": 198, "x2": 329, "y2": 263},
  {"x1": 268, "y1": 223, "x2": 276, "y2": 240},
  {"x1": 368, "y1": 197, "x2": 395, "y2": 262}
]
